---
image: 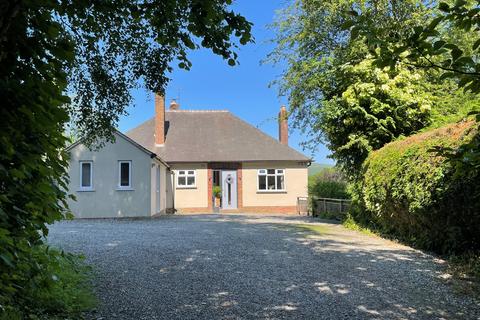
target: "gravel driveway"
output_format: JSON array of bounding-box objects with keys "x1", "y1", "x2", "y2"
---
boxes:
[{"x1": 47, "y1": 214, "x2": 480, "y2": 319}]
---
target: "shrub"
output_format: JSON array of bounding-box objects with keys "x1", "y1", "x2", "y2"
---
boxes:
[
  {"x1": 308, "y1": 168, "x2": 349, "y2": 199},
  {"x1": 212, "y1": 186, "x2": 222, "y2": 198},
  {"x1": 1, "y1": 246, "x2": 96, "y2": 319},
  {"x1": 352, "y1": 120, "x2": 480, "y2": 254}
]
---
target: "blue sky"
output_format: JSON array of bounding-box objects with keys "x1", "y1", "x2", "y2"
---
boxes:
[{"x1": 117, "y1": 1, "x2": 333, "y2": 164}]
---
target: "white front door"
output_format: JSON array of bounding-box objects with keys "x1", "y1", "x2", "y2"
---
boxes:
[
  {"x1": 156, "y1": 165, "x2": 161, "y2": 213},
  {"x1": 221, "y1": 170, "x2": 237, "y2": 209}
]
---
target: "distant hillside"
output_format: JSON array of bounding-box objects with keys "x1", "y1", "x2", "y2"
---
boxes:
[{"x1": 308, "y1": 163, "x2": 333, "y2": 176}]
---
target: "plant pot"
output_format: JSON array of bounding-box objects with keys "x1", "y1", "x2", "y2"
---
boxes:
[{"x1": 214, "y1": 197, "x2": 221, "y2": 208}]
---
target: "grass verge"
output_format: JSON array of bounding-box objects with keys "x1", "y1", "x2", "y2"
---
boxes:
[
  {"x1": 447, "y1": 254, "x2": 480, "y2": 299},
  {"x1": 295, "y1": 224, "x2": 332, "y2": 235},
  {"x1": 341, "y1": 214, "x2": 376, "y2": 236},
  {"x1": 2, "y1": 246, "x2": 96, "y2": 320}
]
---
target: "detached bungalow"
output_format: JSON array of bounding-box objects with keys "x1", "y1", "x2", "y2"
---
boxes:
[{"x1": 66, "y1": 95, "x2": 310, "y2": 218}]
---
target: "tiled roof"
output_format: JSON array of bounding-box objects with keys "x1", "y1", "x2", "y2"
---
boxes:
[{"x1": 126, "y1": 110, "x2": 310, "y2": 163}]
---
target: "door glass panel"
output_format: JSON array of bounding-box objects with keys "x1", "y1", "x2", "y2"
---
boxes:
[{"x1": 227, "y1": 183, "x2": 231, "y2": 205}]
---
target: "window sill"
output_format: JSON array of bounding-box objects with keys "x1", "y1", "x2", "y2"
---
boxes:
[
  {"x1": 176, "y1": 186, "x2": 197, "y2": 190},
  {"x1": 116, "y1": 187, "x2": 134, "y2": 191},
  {"x1": 257, "y1": 190, "x2": 287, "y2": 194},
  {"x1": 78, "y1": 188, "x2": 95, "y2": 192}
]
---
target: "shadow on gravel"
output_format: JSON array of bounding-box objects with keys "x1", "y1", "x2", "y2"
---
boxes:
[{"x1": 47, "y1": 215, "x2": 480, "y2": 320}]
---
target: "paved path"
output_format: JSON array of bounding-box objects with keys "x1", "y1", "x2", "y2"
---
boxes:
[{"x1": 48, "y1": 214, "x2": 480, "y2": 319}]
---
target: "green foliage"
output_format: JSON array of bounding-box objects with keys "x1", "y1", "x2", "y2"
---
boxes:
[
  {"x1": 309, "y1": 180, "x2": 348, "y2": 199},
  {"x1": 58, "y1": 0, "x2": 253, "y2": 146},
  {"x1": 428, "y1": 94, "x2": 480, "y2": 129},
  {"x1": 213, "y1": 186, "x2": 222, "y2": 198},
  {"x1": 307, "y1": 163, "x2": 333, "y2": 176},
  {"x1": 448, "y1": 253, "x2": 480, "y2": 297},
  {"x1": 347, "y1": 0, "x2": 480, "y2": 93},
  {"x1": 342, "y1": 214, "x2": 376, "y2": 236},
  {"x1": 0, "y1": 0, "x2": 73, "y2": 311},
  {"x1": 352, "y1": 121, "x2": 480, "y2": 254},
  {"x1": 0, "y1": 1, "x2": 251, "y2": 316},
  {"x1": 308, "y1": 168, "x2": 349, "y2": 199},
  {"x1": 2, "y1": 246, "x2": 95, "y2": 319},
  {"x1": 269, "y1": 0, "x2": 479, "y2": 179},
  {"x1": 320, "y1": 59, "x2": 444, "y2": 177},
  {"x1": 344, "y1": 0, "x2": 480, "y2": 193}
]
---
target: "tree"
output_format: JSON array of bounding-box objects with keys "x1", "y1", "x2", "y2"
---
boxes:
[
  {"x1": 344, "y1": 0, "x2": 480, "y2": 179},
  {"x1": 320, "y1": 59, "x2": 443, "y2": 176},
  {"x1": 269, "y1": 0, "x2": 479, "y2": 178},
  {"x1": 0, "y1": 0, "x2": 252, "y2": 314},
  {"x1": 347, "y1": 0, "x2": 480, "y2": 92},
  {"x1": 308, "y1": 167, "x2": 349, "y2": 199}
]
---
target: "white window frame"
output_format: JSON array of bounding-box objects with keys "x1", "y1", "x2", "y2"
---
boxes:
[
  {"x1": 257, "y1": 169, "x2": 286, "y2": 192},
  {"x1": 79, "y1": 160, "x2": 94, "y2": 191},
  {"x1": 117, "y1": 160, "x2": 133, "y2": 190},
  {"x1": 176, "y1": 169, "x2": 196, "y2": 188}
]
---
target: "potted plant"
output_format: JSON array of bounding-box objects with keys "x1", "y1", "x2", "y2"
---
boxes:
[{"x1": 213, "y1": 186, "x2": 222, "y2": 208}]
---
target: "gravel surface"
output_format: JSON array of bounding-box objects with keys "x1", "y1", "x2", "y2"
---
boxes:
[{"x1": 47, "y1": 214, "x2": 480, "y2": 319}]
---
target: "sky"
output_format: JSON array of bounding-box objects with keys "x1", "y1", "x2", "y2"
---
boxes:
[{"x1": 117, "y1": 1, "x2": 333, "y2": 165}]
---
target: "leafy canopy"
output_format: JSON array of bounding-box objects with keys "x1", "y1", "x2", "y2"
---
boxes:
[
  {"x1": 269, "y1": 0, "x2": 479, "y2": 178},
  {"x1": 347, "y1": 0, "x2": 480, "y2": 93},
  {"x1": 344, "y1": 0, "x2": 480, "y2": 177},
  {"x1": 58, "y1": 0, "x2": 253, "y2": 145}
]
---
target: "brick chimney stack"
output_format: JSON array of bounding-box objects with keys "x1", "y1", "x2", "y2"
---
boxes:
[
  {"x1": 169, "y1": 99, "x2": 179, "y2": 110},
  {"x1": 279, "y1": 105, "x2": 288, "y2": 145},
  {"x1": 155, "y1": 93, "x2": 165, "y2": 145}
]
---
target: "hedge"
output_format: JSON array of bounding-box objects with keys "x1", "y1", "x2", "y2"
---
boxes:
[
  {"x1": 352, "y1": 120, "x2": 480, "y2": 254},
  {"x1": 308, "y1": 168, "x2": 349, "y2": 199}
]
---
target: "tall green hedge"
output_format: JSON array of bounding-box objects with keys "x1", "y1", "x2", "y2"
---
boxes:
[{"x1": 352, "y1": 121, "x2": 480, "y2": 254}]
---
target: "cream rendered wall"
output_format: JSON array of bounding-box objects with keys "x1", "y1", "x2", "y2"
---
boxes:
[
  {"x1": 170, "y1": 163, "x2": 208, "y2": 209},
  {"x1": 242, "y1": 161, "x2": 308, "y2": 207},
  {"x1": 68, "y1": 132, "x2": 156, "y2": 218}
]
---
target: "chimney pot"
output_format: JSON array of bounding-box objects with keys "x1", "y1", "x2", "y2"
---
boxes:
[
  {"x1": 155, "y1": 93, "x2": 165, "y2": 145},
  {"x1": 279, "y1": 105, "x2": 288, "y2": 145},
  {"x1": 169, "y1": 99, "x2": 179, "y2": 110}
]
